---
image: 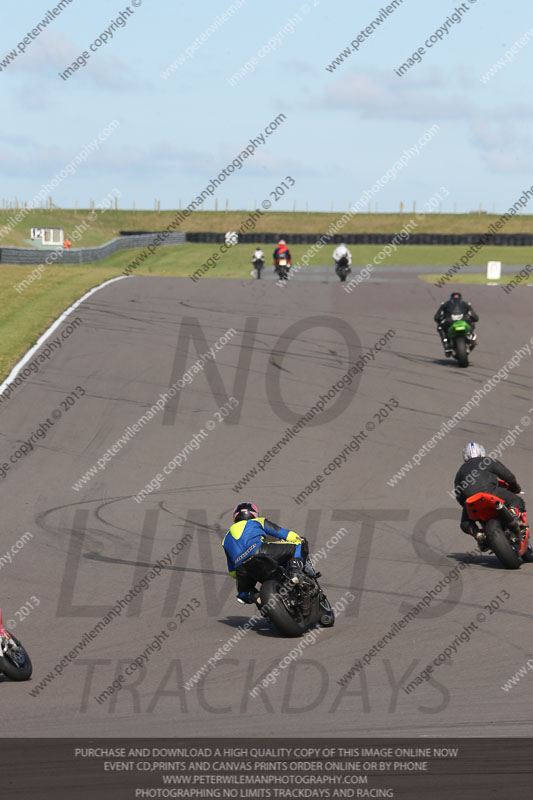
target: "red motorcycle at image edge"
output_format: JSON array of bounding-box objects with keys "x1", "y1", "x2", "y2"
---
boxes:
[
  {"x1": 0, "y1": 609, "x2": 32, "y2": 680},
  {"x1": 465, "y1": 479, "x2": 533, "y2": 570}
]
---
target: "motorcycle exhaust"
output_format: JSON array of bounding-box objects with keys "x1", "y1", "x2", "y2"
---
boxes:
[{"x1": 495, "y1": 502, "x2": 522, "y2": 536}]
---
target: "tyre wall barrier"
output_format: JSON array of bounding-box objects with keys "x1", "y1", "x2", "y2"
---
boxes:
[{"x1": 185, "y1": 232, "x2": 533, "y2": 246}]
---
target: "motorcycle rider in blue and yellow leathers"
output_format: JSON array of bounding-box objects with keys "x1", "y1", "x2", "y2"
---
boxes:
[{"x1": 222, "y1": 502, "x2": 307, "y2": 604}]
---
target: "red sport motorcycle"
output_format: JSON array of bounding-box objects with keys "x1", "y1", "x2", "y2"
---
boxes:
[
  {"x1": 465, "y1": 480, "x2": 532, "y2": 569},
  {"x1": 0, "y1": 610, "x2": 32, "y2": 680}
]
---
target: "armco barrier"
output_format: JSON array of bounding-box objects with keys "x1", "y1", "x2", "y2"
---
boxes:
[{"x1": 0, "y1": 232, "x2": 186, "y2": 265}]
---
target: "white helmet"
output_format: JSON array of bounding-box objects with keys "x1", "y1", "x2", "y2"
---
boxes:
[{"x1": 462, "y1": 442, "x2": 486, "y2": 462}]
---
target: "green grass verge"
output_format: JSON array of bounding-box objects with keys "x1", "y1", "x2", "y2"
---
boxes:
[{"x1": 1, "y1": 242, "x2": 532, "y2": 384}]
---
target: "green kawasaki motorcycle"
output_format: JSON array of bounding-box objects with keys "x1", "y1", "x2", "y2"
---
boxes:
[{"x1": 448, "y1": 317, "x2": 474, "y2": 368}]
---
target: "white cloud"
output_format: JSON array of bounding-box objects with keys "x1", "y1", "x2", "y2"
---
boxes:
[
  {"x1": 321, "y1": 70, "x2": 470, "y2": 120},
  {"x1": 11, "y1": 31, "x2": 147, "y2": 91},
  {"x1": 482, "y1": 152, "x2": 533, "y2": 174},
  {"x1": 320, "y1": 68, "x2": 533, "y2": 124}
]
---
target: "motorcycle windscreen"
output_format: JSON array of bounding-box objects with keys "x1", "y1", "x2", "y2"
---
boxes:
[{"x1": 466, "y1": 491, "x2": 504, "y2": 521}]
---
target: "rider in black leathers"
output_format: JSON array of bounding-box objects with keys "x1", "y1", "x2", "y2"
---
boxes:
[
  {"x1": 453, "y1": 442, "x2": 528, "y2": 551},
  {"x1": 434, "y1": 292, "x2": 479, "y2": 356}
]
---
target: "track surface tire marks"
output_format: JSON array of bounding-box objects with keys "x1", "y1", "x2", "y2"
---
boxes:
[{"x1": 1, "y1": 274, "x2": 533, "y2": 736}]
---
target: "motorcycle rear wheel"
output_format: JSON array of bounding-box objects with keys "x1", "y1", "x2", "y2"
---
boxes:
[
  {"x1": 486, "y1": 518, "x2": 521, "y2": 569},
  {"x1": 260, "y1": 579, "x2": 307, "y2": 637}
]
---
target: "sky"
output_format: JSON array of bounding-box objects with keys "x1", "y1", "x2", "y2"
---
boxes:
[{"x1": 1, "y1": 0, "x2": 532, "y2": 213}]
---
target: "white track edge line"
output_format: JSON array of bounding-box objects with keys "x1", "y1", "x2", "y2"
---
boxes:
[{"x1": 0, "y1": 275, "x2": 129, "y2": 399}]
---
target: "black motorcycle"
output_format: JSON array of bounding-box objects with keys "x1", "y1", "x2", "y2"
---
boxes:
[
  {"x1": 252, "y1": 257, "x2": 264, "y2": 279},
  {"x1": 240, "y1": 552, "x2": 335, "y2": 637},
  {"x1": 335, "y1": 256, "x2": 351, "y2": 282}
]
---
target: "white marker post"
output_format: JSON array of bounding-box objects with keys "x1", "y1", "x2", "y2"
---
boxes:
[{"x1": 487, "y1": 260, "x2": 501, "y2": 285}]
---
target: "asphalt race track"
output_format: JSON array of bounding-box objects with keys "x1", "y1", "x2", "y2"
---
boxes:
[
  {"x1": 255, "y1": 263, "x2": 522, "y2": 282},
  {"x1": 2, "y1": 267, "x2": 533, "y2": 738}
]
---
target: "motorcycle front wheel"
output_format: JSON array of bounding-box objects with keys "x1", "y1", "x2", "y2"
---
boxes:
[{"x1": 454, "y1": 337, "x2": 469, "y2": 368}]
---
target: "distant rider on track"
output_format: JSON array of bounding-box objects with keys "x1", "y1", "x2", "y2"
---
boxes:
[
  {"x1": 252, "y1": 247, "x2": 265, "y2": 278},
  {"x1": 333, "y1": 243, "x2": 352, "y2": 278},
  {"x1": 273, "y1": 239, "x2": 291, "y2": 275}
]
